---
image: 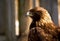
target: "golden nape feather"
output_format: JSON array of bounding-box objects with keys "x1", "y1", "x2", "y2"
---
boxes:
[{"x1": 26, "y1": 7, "x2": 60, "y2": 41}]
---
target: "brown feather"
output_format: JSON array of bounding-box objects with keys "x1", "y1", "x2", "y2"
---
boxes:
[{"x1": 28, "y1": 7, "x2": 60, "y2": 41}]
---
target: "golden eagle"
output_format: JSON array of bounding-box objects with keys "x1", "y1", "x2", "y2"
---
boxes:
[{"x1": 26, "y1": 7, "x2": 60, "y2": 41}]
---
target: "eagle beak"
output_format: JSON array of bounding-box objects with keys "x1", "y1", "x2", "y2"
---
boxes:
[{"x1": 26, "y1": 11, "x2": 33, "y2": 16}]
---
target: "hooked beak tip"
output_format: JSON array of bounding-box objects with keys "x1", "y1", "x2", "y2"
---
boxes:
[
  {"x1": 26, "y1": 11, "x2": 33, "y2": 17},
  {"x1": 26, "y1": 11, "x2": 30, "y2": 16}
]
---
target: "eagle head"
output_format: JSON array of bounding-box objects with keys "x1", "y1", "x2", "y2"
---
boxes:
[{"x1": 26, "y1": 7, "x2": 53, "y2": 24}]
